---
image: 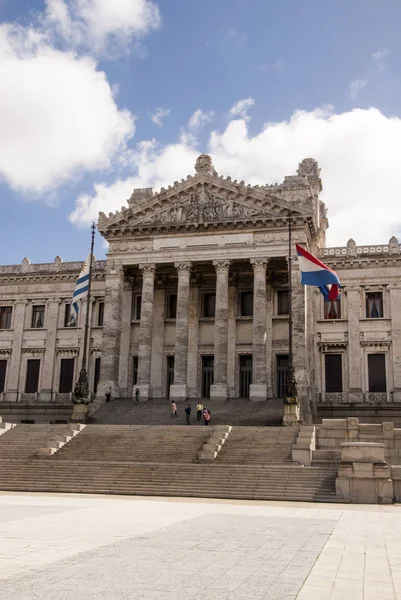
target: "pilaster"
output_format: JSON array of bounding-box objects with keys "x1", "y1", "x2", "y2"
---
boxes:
[
  {"x1": 41, "y1": 298, "x2": 61, "y2": 401},
  {"x1": 150, "y1": 287, "x2": 165, "y2": 398},
  {"x1": 6, "y1": 300, "x2": 28, "y2": 401},
  {"x1": 249, "y1": 258, "x2": 268, "y2": 402},
  {"x1": 118, "y1": 285, "x2": 132, "y2": 398},
  {"x1": 170, "y1": 261, "x2": 191, "y2": 401},
  {"x1": 97, "y1": 265, "x2": 125, "y2": 400},
  {"x1": 345, "y1": 286, "x2": 363, "y2": 402},
  {"x1": 137, "y1": 263, "x2": 156, "y2": 401},
  {"x1": 210, "y1": 259, "x2": 230, "y2": 401},
  {"x1": 291, "y1": 261, "x2": 311, "y2": 423},
  {"x1": 388, "y1": 284, "x2": 401, "y2": 401},
  {"x1": 265, "y1": 283, "x2": 274, "y2": 398}
]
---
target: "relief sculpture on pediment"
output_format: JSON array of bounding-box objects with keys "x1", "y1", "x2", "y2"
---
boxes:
[{"x1": 139, "y1": 187, "x2": 261, "y2": 226}]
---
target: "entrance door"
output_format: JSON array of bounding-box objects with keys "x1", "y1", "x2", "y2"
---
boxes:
[
  {"x1": 277, "y1": 354, "x2": 289, "y2": 398},
  {"x1": 201, "y1": 356, "x2": 214, "y2": 398},
  {"x1": 166, "y1": 356, "x2": 175, "y2": 398},
  {"x1": 239, "y1": 355, "x2": 253, "y2": 398}
]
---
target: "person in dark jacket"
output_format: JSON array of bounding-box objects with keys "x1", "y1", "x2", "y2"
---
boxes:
[{"x1": 185, "y1": 404, "x2": 191, "y2": 425}]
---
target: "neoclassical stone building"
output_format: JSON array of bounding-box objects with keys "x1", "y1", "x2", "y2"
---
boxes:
[{"x1": 0, "y1": 154, "x2": 400, "y2": 422}]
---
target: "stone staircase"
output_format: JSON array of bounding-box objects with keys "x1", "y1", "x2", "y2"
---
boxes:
[
  {"x1": 0, "y1": 424, "x2": 79, "y2": 459},
  {"x1": 0, "y1": 423, "x2": 338, "y2": 502},
  {"x1": 216, "y1": 426, "x2": 298, "y2": 464},
  {"x1": 55, "y1": 425, "x2": 211, "y2": 463}
]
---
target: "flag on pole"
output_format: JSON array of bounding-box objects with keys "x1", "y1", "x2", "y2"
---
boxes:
[
  {"x1": 69, "y1": 255, "x2": 91, "y2": 325},
  {"x1": 295, "y1": 244, "x2": 340, "y2": 301}
]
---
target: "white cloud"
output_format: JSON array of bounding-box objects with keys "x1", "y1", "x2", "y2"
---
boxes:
[
  {"x1": 372, "y1": 46, "x2": 390, "y2": 67},
  {"x1": 187, "y1": 109, "x2": 214, "y2": 130},
  {"x1": 228, "y1": 98, "x2": 255, "y2": 121},
  {"x1": 349, "y1": 78, "x2": 368, "y2": 98},
  {"x1": 0, "y1": 23, "x2": 135, "y2": 194},
  {"x1": 45, "y1": 0, "x2": 161, "y2": 56},
  {"x1": 151, "y1": 108, "x2": 171, "y2": 127},
  {"x1": 70, "y1": 106, "x2": 401, "y2": 247}
]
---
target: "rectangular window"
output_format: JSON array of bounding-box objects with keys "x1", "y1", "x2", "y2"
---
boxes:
[
  {"x1": 324, "y1": 299, "x2": 341, "y2": 320},
  {"x1": 0, "y1": 360, "x2": 6, "y2": 393},
  {"x1": 132, "y1": 356, "x2": 138, "y2": 386},
  {"x1": 31, "y1": 305, "x2": 45, "y2": 328},
  {"x1": 97, "y1": 301, "x2": 105, "y2": 327},
  {"x1": 368, "y1": 354, "x2": 386, "y2": 392},
  {"x1": 132, "y1": 294, "x2": 142, "y2": 321},
  {"x1": 324, "y1": 354, "x2": 343, "y2": 393},
  {"x1": 166, "y1": 293, "x2": 177, "y2": 319},
  {"x1": 277, "y1": 291, "x2": 289, "y2": 315},
  {"x1": 366, "y1": 292, "x2": 383, "y2": 318},
  {"x1": 0, "y1": 307, "x2": 12, "y2": 329},
  {"x1": 202, "y1": 293, "x2": 216, "y2": 318},
  {"x1": 25, "y1": 359, "x2": 40, "y2": 393},
  {"x1": 63, "y1": 304, "x2": 76, "y2": 328},
  {"x1": 239, "y1": 291, "x2": 253, "y2": 317},
  {"x1": 94, "y1": 357, "x2": 101, "y2": 394},
  {"x1": 59, "y1": 358, "x2": 75, "y2": 393}
]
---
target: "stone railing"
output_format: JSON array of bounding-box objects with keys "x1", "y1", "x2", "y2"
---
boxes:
[
  {"x1": 198, "y1": 425, "x2": 232, "y2": 460},
  {"x1": 0, "y1": 260, "x2": 106, "y2": 276},
  {"x1": 319, "y1": 392, "x2": 394, "y2": 404},
  {"x1": 292, "y1": 425, "x2": 316, "y2": 466},
  {"x1": 0, "y1": 392, "x2": 73, "y2": 403}
]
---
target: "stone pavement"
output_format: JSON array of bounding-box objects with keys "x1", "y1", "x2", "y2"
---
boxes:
[{"x1": 0, "y1": 493, "x2": 401, "y2": 600}]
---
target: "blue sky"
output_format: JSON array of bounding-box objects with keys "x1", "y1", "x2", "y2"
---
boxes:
[{"x1": 1, "y1": 0, "x2": 401, "y2": 264}]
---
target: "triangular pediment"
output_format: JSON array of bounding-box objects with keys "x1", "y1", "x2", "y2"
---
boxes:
[{"x1": 98, "y1": 154, "x2": 316, "y2": 236}]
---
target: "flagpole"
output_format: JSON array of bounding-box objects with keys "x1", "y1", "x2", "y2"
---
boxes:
[
  {"x1": 72, "y1": 223, "x2": 96, "y2": 405},
  {"x1": 285, "y1": 209, "x2": 298, "y2": 402}
]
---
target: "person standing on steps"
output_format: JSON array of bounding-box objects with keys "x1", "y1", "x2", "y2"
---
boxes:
[
  {"x1": 196, "y1": 401, "x2": 203, "y2": 423},
  {"x1": 203, "y1": 408, "x2": 211, "y2": 425},
  {"x1": 135, "y1": 388, "x2": 139, "y2": 402},
  {"x1": 185, "y1": 404, "x2": 191, "y2": 425},
  {"x1": 171, "y1": 400, "x2": 178, "y2": 419}
]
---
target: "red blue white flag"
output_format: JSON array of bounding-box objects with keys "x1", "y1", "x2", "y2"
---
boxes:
[{"x1": 295, "y1": 244, "x2": 340, "y2": 301}]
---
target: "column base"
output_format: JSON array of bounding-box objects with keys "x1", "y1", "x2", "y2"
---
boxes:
[
  {"x1": 210, "y1": 383, "x2": 228, "y2": 401},
  {"x1": 348, "y1": 389, "x2": 363, "y2": 403},
  {"x1": 169, "y1": 384, "x2": 188, "y2": 402},
  {"x1": 136, "y1": 384, "x2": 152, "y2": 402},
  {"x1": 249, "y1": 383, "x2": 267, "y2": 402},
  {"x1": 283, "y1": 402, "x2": 301, "y2": 427},
  {"x1": 393, "y1": 390, "x2": 401, "y2": 402},
  {"x1": 70, "y1": 403, "x2": 88, "y2": 423}
]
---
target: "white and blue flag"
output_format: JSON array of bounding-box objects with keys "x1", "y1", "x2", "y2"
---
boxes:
[{"x1": 69, "y1": 256, "x2": 91, "y2": 325}]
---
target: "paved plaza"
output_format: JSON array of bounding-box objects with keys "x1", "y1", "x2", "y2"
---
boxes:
[{"x1": 0, "y1": 493, "x2": 401, "y2": 600}]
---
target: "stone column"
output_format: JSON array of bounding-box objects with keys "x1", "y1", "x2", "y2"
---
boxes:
[
  {"x1": 249, "y1": 259, "x2": 268, "y2": 401},
  {"x1": 137, "y1": 263, "x2": 156, "y2": 401},
  {"x1": 41, "y1": 298, "x2": 61, "y2": 401},
  {"x1": 345, "y1": 286, "x2": 363, "y2": 402},
  {"x1": 6, "y1": 300, "x2": 27, "y2": 401},
  {"x1": 388, "y1": 285, "x2": 401, "y2": 401},
  {"x1": 97, "y1": 266, "x2": 125, "y2": 400},
  {"x1": 265, "y1": 283, "x2": 274, "y2": 398},
  {"x1": 170, "y1": 262, "x2": 192, "y2": 401},
  {"x1": 291, "y1": 261, "x2": 312, "y2": 423},
  {"x1": 118, "y1": 286, "x2": 132, "y2": 398},
  {"x1": 210, "y1": 260, "x2": 230, "y2": 401}
]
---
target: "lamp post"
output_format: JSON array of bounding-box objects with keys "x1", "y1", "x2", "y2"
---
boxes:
[{"x1": 72, "y1": 223, "x2": 96, "y2": 414}]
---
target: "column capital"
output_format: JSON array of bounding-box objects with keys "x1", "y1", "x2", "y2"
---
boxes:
[
  {"x1": 250, "y1": 258, "x2": 269, "y2": 270},
  {"x1": 387, "y1": 284, "x2": 401, "y2": 291},
  {"x1": 13, "y1": 299, "x2": 28, "y2": 306},
  {"x1": 46, "y1": 298, "x2": 62, "y2": 305},
  {"x1": 139, "y1": 263, "x2": 156, "y2": 275},
  {"x1": 174, "y1": 261, "x2": 192, "y2": 274},
  {"x1": 344, "y1": 285, "x2": 361, "y2": 293},
  {"x1": 212, "y1": 259, "x2": 231, "y2": 273}
]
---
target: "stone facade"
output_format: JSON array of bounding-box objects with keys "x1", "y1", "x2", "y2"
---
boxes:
[{"x1": 0, "y1": 155, "x2": 400, "y2": 422}]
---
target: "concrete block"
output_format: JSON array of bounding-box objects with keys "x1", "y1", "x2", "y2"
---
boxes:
[
  {"x1": 341, "y1": 442, "x2": 385, "y2": 463},
  {"x1": 377, "y1": 479, "x2": 394, "y2": 504},
  {"x1": 347, "y1": 417, "x2": 360, "y2": 430},
  {"x1": 336, "y1": 477, "x2": 350, "y2": 501},
  {"x1": 321, "y1": 419, "x2": 347, "y2": 429},
  {"x1": 383, "y1": 422, "x2": 395, "y2": 439},
  {"x1": 353, "y1": 463, "x2": 374, "y2": 478},
  {"x1": 394, "y1": 429, "x2": 401, "y2": 439},
  {"x1": 292, "y1": 448, "x2": 311, "y2": 466}
]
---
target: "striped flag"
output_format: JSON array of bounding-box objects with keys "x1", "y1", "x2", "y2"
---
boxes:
[
  {"x1": 69, "y1": 256, "x2": 91, "y2": 325},
  {"x1": 295, "y1": 244, "x2": 340, "y2": 301}
]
